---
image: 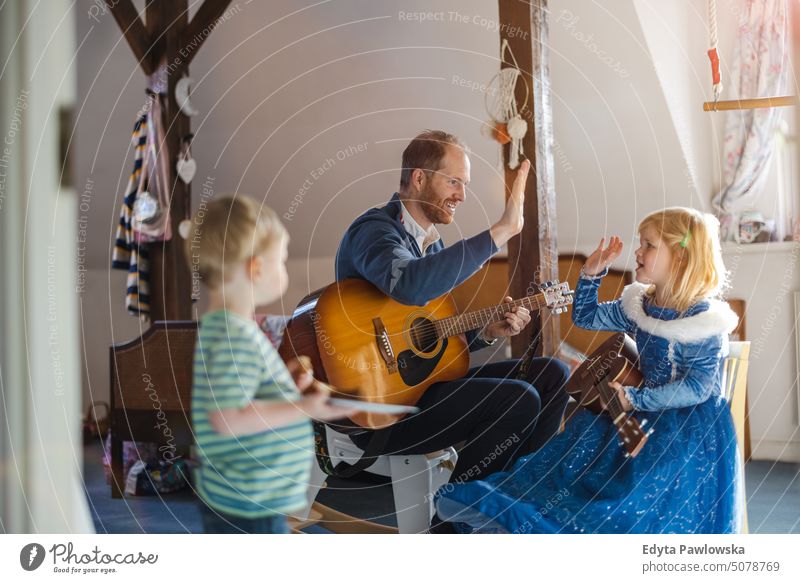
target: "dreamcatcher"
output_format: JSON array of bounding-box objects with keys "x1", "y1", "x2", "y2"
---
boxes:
[{"x1": 481, "y1": 39, "x2": 529, "y2": 169}]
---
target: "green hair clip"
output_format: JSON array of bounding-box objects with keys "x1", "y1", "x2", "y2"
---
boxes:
[{"x1": 679, "y1": 230, "x2": 691, "y2": 248}]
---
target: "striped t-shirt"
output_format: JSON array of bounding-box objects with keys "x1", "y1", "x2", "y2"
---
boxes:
[{"x1": 192, "y1": 310, "x2": 313, "y2": 518}]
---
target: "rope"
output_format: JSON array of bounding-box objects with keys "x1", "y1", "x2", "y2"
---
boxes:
[{"x1": 708, "y1": 0, "x2": 723, "y2": 101}]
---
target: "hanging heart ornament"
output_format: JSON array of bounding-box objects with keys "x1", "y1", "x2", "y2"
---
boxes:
[
  {"x1": 176, "y1": 157, "x2": 196, "y2": 183},
  {"x1": 176, "y1": 135, "x2": 196, "y2": 183}
]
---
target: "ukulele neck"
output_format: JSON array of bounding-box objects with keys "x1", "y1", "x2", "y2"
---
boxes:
[{"x1": 598, "y1": 381, "x2": 626, "y2": 422}]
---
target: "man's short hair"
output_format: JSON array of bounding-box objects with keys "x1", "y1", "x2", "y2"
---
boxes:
[{"x1": 400, "y1": 130, "x2": 468, "y2": 190}]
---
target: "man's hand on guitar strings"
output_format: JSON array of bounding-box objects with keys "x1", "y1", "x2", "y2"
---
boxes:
[{"x1": 481, "y1": 295, "x2": 532, "y2": 340}]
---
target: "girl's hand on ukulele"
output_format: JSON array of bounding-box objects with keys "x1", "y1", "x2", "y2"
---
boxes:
[
  {"x1": 583, "y1": 236, "x2": 623, "y2": 276},
  {"x1": 482, "y1": 296, "x2": 531, "y2": 340},
  {"x1": 608, "y1": 381, "x2": 633, "y2": 412}
]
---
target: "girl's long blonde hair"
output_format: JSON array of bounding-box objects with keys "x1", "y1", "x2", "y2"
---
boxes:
[{"x1": 638, "y1": 207, "x2": 728, "y2": 313}]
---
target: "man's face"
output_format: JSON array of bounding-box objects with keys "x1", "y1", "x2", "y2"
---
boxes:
[{"x1": 416, "y1": 146, "x2": 470, "y2": 225}]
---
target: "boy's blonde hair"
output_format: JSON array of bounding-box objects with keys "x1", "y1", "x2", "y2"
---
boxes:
[
  {"x1": 638, "y1": 207, "x2": 728, "y2": 313},
  {"x1": 184, "y1": 195, "x2": 287, "y2": 289}
]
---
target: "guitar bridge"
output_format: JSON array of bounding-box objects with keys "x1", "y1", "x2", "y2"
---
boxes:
[{"x1": 373, "y1": 318, "x2": 398, "y2": 374}]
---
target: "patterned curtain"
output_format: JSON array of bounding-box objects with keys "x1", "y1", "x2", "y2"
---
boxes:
[{"x1": 711, "y1": 0, "x2": 789, "y2": 241}]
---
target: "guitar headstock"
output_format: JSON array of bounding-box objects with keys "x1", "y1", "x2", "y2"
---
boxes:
[{"x1": 539, "y1": 280, "x2": 574, "y2": 315}]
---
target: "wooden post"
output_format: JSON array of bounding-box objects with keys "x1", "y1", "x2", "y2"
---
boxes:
[
  {"x1": 105, "y1": 0, "x2": 232, "y2": 321},
  {"x1": 497, "y1": 0, "x2": 561, "y2": 358}
]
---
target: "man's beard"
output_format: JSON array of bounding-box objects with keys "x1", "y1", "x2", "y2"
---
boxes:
[{"x1": 417, "y1": 184, "x2": 452, "y2": 225}]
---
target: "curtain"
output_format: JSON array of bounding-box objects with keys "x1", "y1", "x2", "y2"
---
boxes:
[{"x1": 711, "y1": 0, "x2": 789, "y2": 241}]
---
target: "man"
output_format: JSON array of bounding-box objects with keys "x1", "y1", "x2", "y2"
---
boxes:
[{"x1": 335, "y1": 130, "x2": 569, "y2": 531}]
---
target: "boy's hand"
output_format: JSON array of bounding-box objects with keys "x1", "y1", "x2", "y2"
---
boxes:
[
  {"x1": 286, "y1": 356, "x2": 315, "y2": 393},
  {"x1": 299, "y1": 382, "x2": 351, "y2": 421},
  {"x1": 583, "y1": 236, "x2": 623, "y2": 276}
]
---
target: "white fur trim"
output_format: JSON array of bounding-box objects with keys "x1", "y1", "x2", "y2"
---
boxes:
[{"x1": 620, "y1": 282, "x2": 739, "y2": 343}]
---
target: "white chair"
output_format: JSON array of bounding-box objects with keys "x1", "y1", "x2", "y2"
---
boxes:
[
  {"x1": 291, "y1": 426, "x2": 457, "y2": 534},
  {"x1": 723, "y1": 340, "x2": 751, "y2": 534}
]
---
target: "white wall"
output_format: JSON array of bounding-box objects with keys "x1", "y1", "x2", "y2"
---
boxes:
[{"x1": 723, "y1": 243, "x2": 800, "y2": 462}]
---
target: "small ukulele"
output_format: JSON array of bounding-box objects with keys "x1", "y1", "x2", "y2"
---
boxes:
[{"x1": 564, "y1": 333, "x2": 652, "y2": 457}]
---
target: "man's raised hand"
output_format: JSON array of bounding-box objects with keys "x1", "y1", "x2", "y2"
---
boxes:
[{"x1": 490, "y1": 159, "x2": 530, "y2": 248}]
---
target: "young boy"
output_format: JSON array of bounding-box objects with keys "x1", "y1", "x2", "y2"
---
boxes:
[{"x1": 186, "y1": 194, "x2": 348, "y2": 533}]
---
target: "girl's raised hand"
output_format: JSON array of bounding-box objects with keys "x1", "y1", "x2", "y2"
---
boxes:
[{"x1": 583, "y1": 236, "x2": 623, "y2": 276}]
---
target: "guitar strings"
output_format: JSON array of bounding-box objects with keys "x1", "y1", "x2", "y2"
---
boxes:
[
  {"x1": 435, "y1": 296, "x2": 545, "y2": 335},
  {"x1": 412, "y1": 295, "x2": 550, "y2": 349}
]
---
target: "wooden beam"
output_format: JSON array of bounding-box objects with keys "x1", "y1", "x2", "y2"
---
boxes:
[
  {"x1": 703, "y1": 95, "x2": 798, "y2": 111},
  {"x1": 144, "y1": 0, "x2": 167, "y2": 73},
  {"x1": 147, "y1": 0, "x2": 193, "y2": 322},
  {"x1": 498, "y1": 0, "x2": 561, "y2": 358},
  {"x1": 105, "y1": 0, "x2": 154, "y2": 75},
  {"x1": 183, "y1": 0, "x2": 235, "y2": 64}
]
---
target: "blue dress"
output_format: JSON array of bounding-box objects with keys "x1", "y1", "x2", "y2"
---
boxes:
[{"x1": 435, "y1": 270, "x2": 744, "y2": 534}]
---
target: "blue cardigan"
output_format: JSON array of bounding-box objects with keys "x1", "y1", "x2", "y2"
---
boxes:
[{"x1": 335, "y1": 193, "x2": 500, "y2": 351}]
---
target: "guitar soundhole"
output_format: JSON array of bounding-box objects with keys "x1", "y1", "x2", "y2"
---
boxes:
[{"x1": 409, "y1": 318, "x2": 438, "y2": 353}]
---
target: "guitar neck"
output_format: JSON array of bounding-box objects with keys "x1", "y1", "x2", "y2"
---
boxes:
[{"x1": 434, "y1": 294, "x2": 546, "y2": 338}]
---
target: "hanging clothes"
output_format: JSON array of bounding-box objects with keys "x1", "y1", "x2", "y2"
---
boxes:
[
  {"x1": 111, "y1": 111, "x2": 152, "y2": 317},
  {"x1": 112, "y1": 65, "x2": 174, "y2": 318}
]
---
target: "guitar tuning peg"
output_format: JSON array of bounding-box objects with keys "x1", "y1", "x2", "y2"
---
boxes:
[
  {"x1": 640, "y1": 419, "x2": 648, "y2": 427},
  {"x1": 623, "y1": 452, "x2": 630, "y2": 458},
  {"x1": 646, "y1": 429, "x2": 655, "y2": 437}
]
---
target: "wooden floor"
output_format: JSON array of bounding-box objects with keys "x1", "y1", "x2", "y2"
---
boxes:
[{"x1": 82, "y1": 441, "x2": 799, "y2": 534}]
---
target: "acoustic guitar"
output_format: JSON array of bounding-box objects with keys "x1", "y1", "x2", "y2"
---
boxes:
[
  {"x1": 278, "y1": 278, "x2": 574, "y2": 429},
  {"x1": 564, "y1": 333, "x2": 652, "y2": 457}
]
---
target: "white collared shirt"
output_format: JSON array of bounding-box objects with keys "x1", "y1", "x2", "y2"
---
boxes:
[{"x1": 398, "y1": 199, "x2": 441, "y2": 256}]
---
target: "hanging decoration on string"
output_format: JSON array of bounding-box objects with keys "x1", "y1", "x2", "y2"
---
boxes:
[
  {"x1": 175, "y1": 76, "x2": 199, "y2": 117},
  {"x1": 176, "y1": 133, "x2": 196, "y2": 184},
  {"x1": 706, "y1": 0, "x2": 723, "y2": 105},
  {"x1": 481, "y1": 38, "x2": 529, "y2": 169},
  {"x1": 703, "y1": 0, "x2": 796, "y2": 112}
]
